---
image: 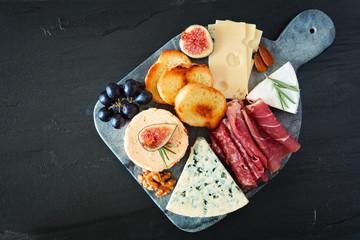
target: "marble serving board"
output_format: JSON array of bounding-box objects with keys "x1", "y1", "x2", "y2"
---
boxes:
[{"x1": 93, "y1": 9, "x2": 335, "y2": 232}]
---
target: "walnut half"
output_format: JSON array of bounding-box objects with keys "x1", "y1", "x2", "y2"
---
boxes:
[{"x1": 138, "y1": 169, "x2": 176, "y2": 198}]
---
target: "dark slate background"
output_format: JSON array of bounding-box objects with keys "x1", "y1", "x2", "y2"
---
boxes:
[{"x1": 0, "y1": 0, "x2": 359, "y2": 239}]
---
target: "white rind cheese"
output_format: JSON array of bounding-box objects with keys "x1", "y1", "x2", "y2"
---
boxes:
[
  {"x1": 246, "y1": 62, "x2": 300, "y2": 114},
  {"x1": 166, "y1": 137, "x2": 248, "y2": 217}
]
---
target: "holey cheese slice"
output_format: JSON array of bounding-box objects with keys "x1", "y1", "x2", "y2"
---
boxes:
[
  {"x1": 213, "y1": 20, "x2": 259, "y2": 79},
  {"x1": 166, "y1": 137, "x2": 248, "y2": 217},
  {"x1": 247, "y1": 62, "x2": 300, "y2": 114},
  {"x1": 208, "y1": 21, "x2": 248, "y2": 99}
]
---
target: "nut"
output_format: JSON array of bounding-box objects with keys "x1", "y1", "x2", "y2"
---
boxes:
[
  {"x1": 258, "y1": 44, "x2": 274, "y2": 67},
  {"x1": 138, "y1": 169, "x2": 176, "y2": 198},
  {"x1": 254, "y1": 53, "x2": 267, "y2": 72}
]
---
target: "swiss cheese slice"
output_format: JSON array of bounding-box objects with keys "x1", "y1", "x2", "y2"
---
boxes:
[
  {"x1": 209, "y1": 21, "x2": 248, "y2": 99},
  {"x1": 245, "y1": 23, "x2": 256, "y2": 78},
  {"x1": 246, "y1": 62, "x2": 300, "y2": 114},
  {"x1": 213, "y1": 20, "x2": 256, "y2": 77},
  {"x1": 249, "y1": 29, "x2": 263, "y2": 73},
  {"x1": 249, "y1": 29, "x2": 263, "y2": 52},
  {"x1": 166, "y1": 137, "x2": 248, "y2": 217}
]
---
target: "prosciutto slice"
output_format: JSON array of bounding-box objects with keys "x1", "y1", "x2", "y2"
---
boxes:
[
  {"x1": 227, "y1": 101, "x2": 268, "y2": 168},
  {"x1": 212, "y1": 122, "x2": 257, "y2": 189},
  {"x1": 246, "y1": 99, "x2": 301, "y2": 152},
  {"x1": 210, "y1": 98, "x2": 300, "y2": 188},
  {"x1": 210, "y1": 133, "x2": 228, "y2": 166},
  {"x1": 242, "y1": 107, "x2": 291, "y2": 173},
  {"x1": 223, "y1": 119, "x2": 268, "y2": 182}
]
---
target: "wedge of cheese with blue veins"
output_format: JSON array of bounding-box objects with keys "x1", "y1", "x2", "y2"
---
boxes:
[{"x1": 166, "y1": 137, "x2": 248, "y2": 217}]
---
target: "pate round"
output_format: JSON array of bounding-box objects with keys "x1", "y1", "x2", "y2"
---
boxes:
[{"x1": 124, "y1": 108, "x2": 189, "y2": 172}]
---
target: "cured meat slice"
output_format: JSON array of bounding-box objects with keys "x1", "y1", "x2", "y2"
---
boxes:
[
  {"x1": 246, "y1": 98, "x2": 301, "y2": 152},
  {"x1": 212, "y1": 122, "x2": 258, "y2": 189},
  {"x1": 223, "y1": 119, "x2": 268, "y2": 182},
  {"x1": 210, "y1": 133, "x2": 229, "y2": 166},
  {"x1": 242, "y1": 108, "x2": 290, "y2": 173},
  {"x1": 227, "y1": 100, "x2": 268, "y2": 168}
]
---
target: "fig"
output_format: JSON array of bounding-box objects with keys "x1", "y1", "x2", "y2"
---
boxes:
[
  {"x1": 179, "y1": 25, "x2": 214, "y2": 59},
  {"x1": 138, "y1": 123, "x2": 177, "y2": 151}
]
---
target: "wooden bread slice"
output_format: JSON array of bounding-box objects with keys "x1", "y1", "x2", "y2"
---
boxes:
[
  {"x1": 174, "y1": 83, "x2": 226, "y2": 129},
  {"x1": 157, "y1": 63, "x2": 214, "y2": 105},
  {"x1": 145, "y1": 50, "x2": 191, "y2": 104}
]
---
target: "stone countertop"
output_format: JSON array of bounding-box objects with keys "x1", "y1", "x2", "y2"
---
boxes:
[{"x1": 0, "y1": 0, "x2": 359, "y2": 239}]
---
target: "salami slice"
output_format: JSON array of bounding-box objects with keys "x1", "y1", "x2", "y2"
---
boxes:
[{"x1": 212, "y1": 121, "x2": 257, "y2": 189}]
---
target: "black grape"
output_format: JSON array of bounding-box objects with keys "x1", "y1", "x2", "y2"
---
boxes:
[
  {"x1": 110, "y1": 113, "x2": 126, "y2": 129},
  {"x1": 135, "y1": 81, "x2": 145, "y2": 93},
  {"x1": 135, "y1": 90, "x2": 153, "y2": 105},
  {"x1": 117, "y1": 84, "x2": 125, "y2": 98},
  {"x1": 98, "y1": 107, "x2": 114, "y2": 122},
  {"x1": 106, "y1": 82, "x2": 121, "y2": 99},
  {"x1": 99, "y1": 91, "x2": 113, "y2": 106},
  {"x1": 124, "y1": 79, "x2": 138, "y2": 97},
  {"x1": 122, "y1": 102, "x2": 139, "y2": 118}
]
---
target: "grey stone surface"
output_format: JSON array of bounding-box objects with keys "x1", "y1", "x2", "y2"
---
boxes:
[{"x1": 93, "y1": 9, "x2": 335, "y2": 232}]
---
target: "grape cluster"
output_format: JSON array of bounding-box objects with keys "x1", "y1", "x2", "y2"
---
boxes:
[{"x1": 98, "y1": 79, "x2": 152, "y2": 129}]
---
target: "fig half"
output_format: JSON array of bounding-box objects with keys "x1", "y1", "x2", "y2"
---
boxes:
[
  {"x1": 179, "y1": 25, "x2": 214, "y2": 59},
  {"x1": 138, "y1": 123, "x2": 177, "y2": 152}
]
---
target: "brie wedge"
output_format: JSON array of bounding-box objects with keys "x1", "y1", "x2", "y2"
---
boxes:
[{"x1": 246, "y1": 62, "x2": 300, "y2": 114}]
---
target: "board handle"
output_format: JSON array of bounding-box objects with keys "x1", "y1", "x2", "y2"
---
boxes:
[{"x1": 262, "y1": 9, "x2": 335, "y2": 70}]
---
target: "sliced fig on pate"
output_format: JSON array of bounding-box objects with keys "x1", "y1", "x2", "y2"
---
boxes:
[
  {"x1": 179, "y1": 25, "x2": 214, "y2": 58},
  {"x1": 138, "y1": 123, "x2": 177, "y2": 152}
]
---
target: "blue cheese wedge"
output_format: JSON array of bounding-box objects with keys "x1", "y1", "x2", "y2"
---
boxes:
[
  {"x1": 166, "y1": 137, "x2": 248, "y2": 217},
  {"x1": 246, "y1": 62, "x2": 300, "y2": 114}
]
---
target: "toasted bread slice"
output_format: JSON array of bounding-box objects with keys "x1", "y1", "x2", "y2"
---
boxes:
[
  {"x1": 145, "y1": 50, "x2": 191, "y2": 104},
  {"x1": 157, "y1": 64, "x2": 190, "y2": 105},
  {"x1": 174, "y1": 83, "x2": 226, "y2": 129},
  {"x1": 157, "y1": 63, "x2": 214, "y2": 105},
  {"x1": 185, "y1": 64, "x2": 214, "y2": 87}
]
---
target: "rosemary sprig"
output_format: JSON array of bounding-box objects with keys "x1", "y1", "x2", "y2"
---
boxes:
[
  {"x1": 163, "y1": 146, "x2": 176, "y2": 154},
  {"x1": 265, "y1": 74, "x2": 299, "y2": 110},
  {"x1": 165, "y1": 143, "x2": 176, "y2": 148},
  {"x1": 279, "y1": 89, "x2": 295, "y2": 104},
  {"x1": 162, "y1": 148, "x2": 169, "y2": 160},
  {"x1": 158, "y1": 143, "x2": 176, "y2": 169},
  {"x1": 275, "y1": 87, "x2": 285, "y2": 110},
  {"x1": 158, "y1": 148, "x2": 168, "y2": 169},
  {"x1": 269, "y1": 78, "x2": 299, "y2": 92}
]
